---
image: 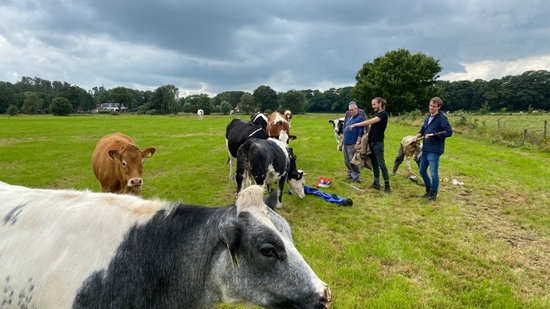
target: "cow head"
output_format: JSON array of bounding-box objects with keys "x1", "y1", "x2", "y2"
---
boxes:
[
  {"x1": 108, "y1": 145, "x2": 156, "y2": 195},
  {"x1": 329, "y1": 118, "x2": 344, "y2": 135},
  {"x1": 218, "y1": 185, "x2": 331, "y2": 309},
  {"x1": 286, "y1": 148, "x2": 306, "y2": 199},
  {"x1": 267, "y1": 113, "x2": 297, "y2": 142}
]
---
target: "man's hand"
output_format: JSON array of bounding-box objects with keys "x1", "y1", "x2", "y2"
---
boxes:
[{"x1": 338, "y1": 143, "x2": 343, "y2": 151}]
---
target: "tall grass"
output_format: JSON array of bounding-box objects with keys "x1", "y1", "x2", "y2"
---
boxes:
[{"x1": 1, "y1": 113, "x2": 549, "y2": 308}]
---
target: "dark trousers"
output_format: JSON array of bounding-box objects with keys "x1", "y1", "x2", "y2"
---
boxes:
[{"x1": 369, "y1": 141, "x2": 389, "y2": 184}]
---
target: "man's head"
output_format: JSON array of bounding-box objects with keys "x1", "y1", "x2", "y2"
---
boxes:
[
  {"x1": 371, "y1": 97, "x2": 386, "y2": 112},
  {"x1": 348, "y1": 101, "x2": 359, "y2": 116},
  {"x1": 429, "y1": 97, "x2": 442, "y2": 115}
]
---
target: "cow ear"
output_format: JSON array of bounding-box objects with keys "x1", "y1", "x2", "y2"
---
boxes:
[
  {"x1": 143, "y1": 147, "x2": 156, "y2": 158},
  {"x1": 108, "y1": 150, "x2": 121, "y2": 161},
  {"x1": 264, "y1": 189, "x2": 278, "y2": 210},
  {"x1": 297, "y1": 170, "x2": 304, "y2": 180},
  {"x1": 219, "y1": 219, "x2": 241, "y2": 247},
  {"x1": 289, "y1": 135, "x2": 297, "y2": 140},
  {"x1": 329, "y1": 120, "x2": 334, "y2": 124}
]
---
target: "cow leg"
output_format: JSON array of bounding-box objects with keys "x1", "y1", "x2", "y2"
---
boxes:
[{"x1": 276, "y1": 177, "x2": 285, "y2": 209}]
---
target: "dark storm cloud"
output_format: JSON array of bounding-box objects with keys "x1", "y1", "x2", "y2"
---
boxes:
[{"x1": 1, "y1": 0, "x2": 550, "y2": 95}]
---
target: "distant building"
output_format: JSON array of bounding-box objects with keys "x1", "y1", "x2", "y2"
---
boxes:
[{"x1": 93, "y1": 103, "x2": 127, "y2": 113}]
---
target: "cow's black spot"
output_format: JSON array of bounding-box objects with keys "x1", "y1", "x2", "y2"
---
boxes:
[{"x1": 3, "y1": 204, "x2": 26, "y2": 225}]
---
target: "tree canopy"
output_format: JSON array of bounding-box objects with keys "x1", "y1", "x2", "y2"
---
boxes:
[{"x1": 352, "y1": 48, "x2": 443, "y2": 113}]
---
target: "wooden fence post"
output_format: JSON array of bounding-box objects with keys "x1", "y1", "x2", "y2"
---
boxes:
[
  {"x1": 544, "y1": 120, "x2": 547, "y2": 140},
  {"x1": 522, "y1": 129, "x2": 528, "y2": 145},
  {"x1": 498, "y1": 118, "x2": 500, "y2": 130}
]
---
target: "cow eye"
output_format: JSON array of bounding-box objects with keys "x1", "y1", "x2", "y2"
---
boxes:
[
  {"x1": 260, "y1": 245, "x2": 277, "y2": 258},
  {"x1": 122, "y1": 161, "x2": 127, "y2": 168}
]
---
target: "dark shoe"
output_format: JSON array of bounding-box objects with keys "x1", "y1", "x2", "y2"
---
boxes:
[
  {"x1": 352, "y1": 179, "x2": 361, "y2": 183},
  {"x1": 428, "y1": 189, "x2": 438, "y2": 201},
  {"x1": 370, "y1": 182, "x2": 380, "y2": 190},
  {"x1": 384, "y1": 183, "x2": 391, "y2": 193},
  {"x1": 417, "y1": 186, "x2": 430, "y2": 198}
]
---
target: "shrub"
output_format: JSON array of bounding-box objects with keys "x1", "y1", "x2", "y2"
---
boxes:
[{"x1": 49, "y1": 97, "x2": 72, "y2": 116}]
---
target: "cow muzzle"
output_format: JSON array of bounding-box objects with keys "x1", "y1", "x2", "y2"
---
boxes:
[
  {"x1": 128, "y1": 177, "x2": 143, "y2": 187},
  {"x1": 319, "y1": 286, "x2": 332, "y2": 308}
]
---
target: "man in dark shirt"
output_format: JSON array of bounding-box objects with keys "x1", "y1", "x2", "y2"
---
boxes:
[{"x1": 349, "y1": 97, "x2": 391, "y2": 193}]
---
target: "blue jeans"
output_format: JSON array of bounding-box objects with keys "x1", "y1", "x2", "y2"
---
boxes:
[
  {"x1": 369, "y1": 141, "x2": 389, "y2": 184},
  {"x1": 419, "y1": 152, "x2": 441, "y2": 190}
]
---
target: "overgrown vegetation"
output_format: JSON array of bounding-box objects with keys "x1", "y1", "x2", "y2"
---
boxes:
[
  {"x1": 0, "y1": 114, "x2": 549, "y2": 308},
  {"x1": 396, "y1": 111, "x2": 550, "y2": 152}
]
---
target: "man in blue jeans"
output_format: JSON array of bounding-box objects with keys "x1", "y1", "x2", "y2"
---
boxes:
[
  {"x1": 412, "y1": 97, "x2": 453, "y2": 201},
  {"x1": 338, "y1": 102, "x2": 365, "y2": 183},
  {"x1": 349, "y1": 97, "x2": 391, "y2": 193}
]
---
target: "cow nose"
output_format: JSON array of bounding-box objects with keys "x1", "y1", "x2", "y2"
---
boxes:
[{"x1": 130, "y1": 178, "x2": 143, "y2": 186}]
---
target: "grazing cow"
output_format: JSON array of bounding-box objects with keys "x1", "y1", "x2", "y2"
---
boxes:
[
  {"x1": 283, "y1": 109, "x2": 293, "y2": 128},
  {"x1": 229, "y1": 109, "x2": 235, "y2": 118},
  {"x1": 197, "y1": 109, "x2": 204, "y2": 120},
  {"x1": 250, "y1": 112, "x2": 268, "y2": 130},
  {"x1": 0, "y1": 182, "x2": 331, "y2": 309},
  {"x1": 236, "y1": 137, "x2": 305, "y2": 209},
  {"x1": 329, "y1": 117, "x2": 345, "y2": 149},
  {"x1": 92, "y1": 132, "x2": 156, "y2": 195},
  {"x1": 226, "y1": 119, "x2": 270, "y2": 179},
  {"x1": 266, "y1": 111, "x2": 297, "y2": 141}
]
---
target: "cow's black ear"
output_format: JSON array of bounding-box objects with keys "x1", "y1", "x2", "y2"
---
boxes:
[
  {"x1": 329, "y1": 120, "x2": 334, "y2": 124},
  {"x1": 264, "y1": 190, "x2": 278, "y2": 210},
  {"x1": 289, "y1": 135, "x2": 297, "y2": 140},
  {"x1": 219, "y1": 219, "x2": 241, "y2": 248}
]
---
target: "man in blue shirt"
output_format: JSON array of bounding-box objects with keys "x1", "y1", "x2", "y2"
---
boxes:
[
  {"x1": 339, "y1": 102, "x2": 365, "y2": 183},
  {"x1": 412, "y1": 97, "x2": 453, "y2": 201}
]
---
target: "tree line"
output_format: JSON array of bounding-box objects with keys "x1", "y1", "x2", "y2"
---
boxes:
[{"x1": 1, "y1": 49, "x2": 549, "y2": 116}]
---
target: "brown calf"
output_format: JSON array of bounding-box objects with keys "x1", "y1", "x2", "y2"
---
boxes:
[
  {"x1": 266, "y1": 111, "x2": 297, "y2": 143},
  {"x1": 92, "y1": 132, "x2": 156, "y2": 195}
]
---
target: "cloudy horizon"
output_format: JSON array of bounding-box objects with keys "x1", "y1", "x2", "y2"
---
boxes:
[{"x1": 1, "y1": 0, "x2": 550, "y2": 96}]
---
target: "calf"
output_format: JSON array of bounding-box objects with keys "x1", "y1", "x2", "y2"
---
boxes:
[
  {"x1": 329, "y1": 117, "x2": 345, "y2": 149},
  {"x1": 226, "y1": 119, "x2": 269, "y2": 179},
  {"x1": 283, "y1": 109, "x2": 293, "y2": 128},
  {"x1": 229, "y1": 110, "x2": 235, "y2": 118},
  {"x1": 236, "y1": 137, "x2": 305, "y2": 209},
  {"x1": 267, "y1": 111, "x2": 297, "y2": 141},
  {"x1": 0, "y1": 181, "x2": 331, "y2": 309},
  {"x1": 197, "y1": 109, "x2": 204, "y2": 120},
  {"x1": 92, "y1": 132, "x2": 156, "y2": 195}
]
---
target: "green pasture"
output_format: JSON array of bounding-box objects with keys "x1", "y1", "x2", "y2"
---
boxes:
[{"x1": 1, "y1": 113, "x2": 549, "y2": 308}]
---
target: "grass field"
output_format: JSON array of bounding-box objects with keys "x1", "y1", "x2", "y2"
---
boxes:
[{"x1": 1, "y1": 113, "x2": 549, "y2": 308}]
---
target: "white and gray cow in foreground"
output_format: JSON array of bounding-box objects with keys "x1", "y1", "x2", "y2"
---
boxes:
[{"x1": 0, "y1": 181, "x2": 331, "y2": 309}]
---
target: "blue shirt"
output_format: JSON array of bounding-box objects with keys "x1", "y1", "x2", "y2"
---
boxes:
[{"x1": 343, "y1": 114, "x2": 365, "y2": 145}]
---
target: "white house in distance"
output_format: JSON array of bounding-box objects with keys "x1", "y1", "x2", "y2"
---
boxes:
[{"x1": 93, "y1": 103, "x2": 128, "y2": 113}]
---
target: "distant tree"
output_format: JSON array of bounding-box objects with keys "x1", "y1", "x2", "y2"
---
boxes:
[
  {"x1": 220, "y1": 101, "x2": 232, "y2": 115},
  {"x1": 239, "y1": 93, "x2": 256, "y2": 114},
  {"x1": 152, "y1": 85, "x2": 180, "y2": 114},
  {"x1": 7, "y1": 104, "x2": 19, "y2": 116},
  {"x1": 353, "y1": 48, "x2": 442, "y2": 113},
  {"x1": 110, "y1": 87, "x2": 134, "y2": 109},
  {"x1": 279, "y1": 90, "x2": 307, "y2": 114},
  {"x1": 214, "y1": 91, "x2": 247, "y2": 108},
  {"x1": 182, "y1": 102, "x2": 193, "y2": 113},
  {"x1": 50, "y1": 97, "x2": 72, "y2": 116},
  {"x1": 253, "y1": 85, "x2": 278, "y2": 113},
  {"x1": 0, "y1": 82, "x2": 18, "y2": 114},
  {"x1": 195, "y1": 94, "x2": 213, "y2": 114},
  {"x1": 21, "y1": 92, "x2": 43, "y2": 114}
]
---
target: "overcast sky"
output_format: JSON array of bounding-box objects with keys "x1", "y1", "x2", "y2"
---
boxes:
[{"x1": 1, "y1": 0, "x2": 550, "y2": 97}]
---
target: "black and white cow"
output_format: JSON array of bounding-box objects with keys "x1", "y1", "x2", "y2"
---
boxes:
[
  {"x1": 0, "y1": 181, "x2": 331, "y2": 309},
  {"x1": 250, "y1": 112, "x2": 268, "y2": 130},
  {"x1": 236, "y1": 137, "x2": 305, "y2": 209},
  {"x1": 226, "y1": 119, "x2": 270, "y2": 179},
  {"x1": 328, "y1": 117, "x2": 345, "y2": 149}
]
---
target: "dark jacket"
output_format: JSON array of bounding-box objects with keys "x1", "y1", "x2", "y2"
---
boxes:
[{"x1": 419, "y1": 112, "x2": 453, "y2": 154}]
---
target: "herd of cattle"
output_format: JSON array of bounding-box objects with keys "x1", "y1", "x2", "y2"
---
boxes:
[{"x1": 0, "y1": 109, "x2": 333, "y2": 309}]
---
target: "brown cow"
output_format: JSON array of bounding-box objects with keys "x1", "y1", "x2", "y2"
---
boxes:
[
  {"x1": 266, "y1": 111, "x2": 297, "y2": 142},
  {"x1": 92, "y1": 132, "x2": 156, "y2": 195}
]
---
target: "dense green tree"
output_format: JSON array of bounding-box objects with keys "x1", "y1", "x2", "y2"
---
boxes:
[
  {"x1": 195, "y1": 94, "x2": 213, "y2": 114},
  {"x1": 21, "y1": 92, "x2": 43, "y2": 114},
  {"x1": 7, "y1": 104, "x2": 19, "y2": 116},
  {"x1": 220, "y1": 101, "x2": 232, "y2": 115},
  {"x1": 110, "y1": 87, "x2": 134, "y2": 109},
  {"x1": 214, "y1": 91, "x2": 247, "y2": 108},
  {"x1": 353, "y1": 48, "x2": 443, "y2": 113},
  {"x1": 253, "y1": 85, "x2": 278, "y2": 113},
  {"x1": 239, "y1": 93, "x2": 256, "y2": 114},
  {"x1": 279, "y1": 90, "x2": 308, "y2": 114},
  {"x1": 50, "y1": 97, "x2": 72, "y2": 116},
  {"x1": 0, "y1": 82, "x2": 18, "y2": 113},
  {"x1": 152, "y1": 85, "x2": 180, "y2": 114}
]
